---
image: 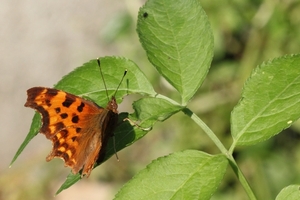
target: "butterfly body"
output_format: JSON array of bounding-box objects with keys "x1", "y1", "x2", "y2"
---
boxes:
[{"x1": 25, "y1": 87, "x2": 118, "y2": 177}]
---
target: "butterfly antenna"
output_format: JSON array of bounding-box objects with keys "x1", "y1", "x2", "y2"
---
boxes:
[
  {"x1": 97, "y1": 58, "x2": 127, "y2": 99},
  {"x1": 97, "y1": 58, "x2": 109, "y2": 102},
  {"x1": 113, "y1": 69, "x2": 127, "y2": 97}
]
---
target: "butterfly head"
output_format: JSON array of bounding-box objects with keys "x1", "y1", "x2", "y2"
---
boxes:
[{"x1": 107, "y1": 96, "x2": 118, "y2": 113}]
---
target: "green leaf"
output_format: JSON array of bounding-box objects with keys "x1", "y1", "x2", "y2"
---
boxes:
[
  {"x1": 115, "y1": 150, "x2": 228, "y2": 200},
  {"x1": 137, "y1": 0, "x2": 213, "y2": 104},
  {"x1": 10, "y1": 113, "x2": 41, "y2": 167},
  {"x1": 231, "y1": 54, "x2": 300, "y2": 146},
  {"x1": 275, "y1": 185, "x2": 300, "y2": 200},
  {"x1": 130, "y1": 97, "x2": 184, "y2": 128},
  {"x1": 55, "y1": 56, "x2": 156, "y2": 106},
  {"x1": 55, "y1": 173, "x2": 81, "y2": 196}
]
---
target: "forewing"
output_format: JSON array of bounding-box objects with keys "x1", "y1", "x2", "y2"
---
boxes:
[{"x1": 25, "y1": 87, "x2": 104, "y2": 176}]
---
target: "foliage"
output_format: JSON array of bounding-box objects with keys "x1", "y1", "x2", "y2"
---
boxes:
[{"x1": 11, "y1": 0, "x2": 300, "y2": 199}]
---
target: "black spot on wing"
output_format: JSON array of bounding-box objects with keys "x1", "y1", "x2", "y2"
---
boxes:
[
  {"x1": 71, "y1": 136, "x2": 77, "y2": 142},
  {"x1": 77, "y1": 102, "x2": 85, "y2": 112},
  {"x1": 45, "y1": 99, "x2": 51, "y2": 107},
  {"x1": 55, "y1": 107, "x2": 61, "y2": 113},
  {"x1": 62, "y1": 95, "x2": 75, "y2": 108},
  {"x1": 72, "y1": 115, "x2": 79, "y2": 123},
  {"x1": 76, "y1": 128, "x2": 81, "y2": 133},
  {"x1": 60, "y1": 113, "x2": 68, "y2": 119}
]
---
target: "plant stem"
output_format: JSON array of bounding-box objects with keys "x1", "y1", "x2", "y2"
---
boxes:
[
  {"x1": 227, "y1": 154, "x2": 257, "y2": 200},
  {"x1": 183, "y1": 108, "x2": 257, "y2": 200},
  {"x1": 182, "y1": 108, "x2": 227, "y2": 154}
]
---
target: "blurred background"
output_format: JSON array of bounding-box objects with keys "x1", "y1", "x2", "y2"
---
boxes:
[{"x1": 1, "y1": 0, "x2": 300, "y2": 199}]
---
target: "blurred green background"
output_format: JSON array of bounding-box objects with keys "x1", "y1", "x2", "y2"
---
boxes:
[{"x1": 1, "y1": 0, "x2": 300, "y2": 199}]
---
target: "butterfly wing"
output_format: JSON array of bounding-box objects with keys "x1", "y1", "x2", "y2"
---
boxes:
[{"x1": 25, "y1": 87, "x2": 116, "y2": 177}]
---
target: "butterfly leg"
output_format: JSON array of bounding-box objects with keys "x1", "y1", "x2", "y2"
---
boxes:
[{"x1": 123, "y1": 118, "x2": 152, "y2": 131}]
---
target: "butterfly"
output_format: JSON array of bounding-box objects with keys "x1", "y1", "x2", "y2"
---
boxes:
[{"x1": 24, "y1": 59, "x2": 126, "y2": 177}]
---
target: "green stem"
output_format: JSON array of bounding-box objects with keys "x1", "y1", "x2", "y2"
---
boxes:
[
  {"x1": 227, "y1": 154, "x2": 257, "y2": 200},
  {"x1": 182, "y1": 108, "x2": 227, "y2": 154},
  {"x1": 182, "y1": 108, "x2": 257, "y2": 200}
]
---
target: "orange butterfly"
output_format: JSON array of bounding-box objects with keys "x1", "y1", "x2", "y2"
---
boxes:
[{"x1": 25, "y1": 59, "x2": 126, "y2": 177}]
